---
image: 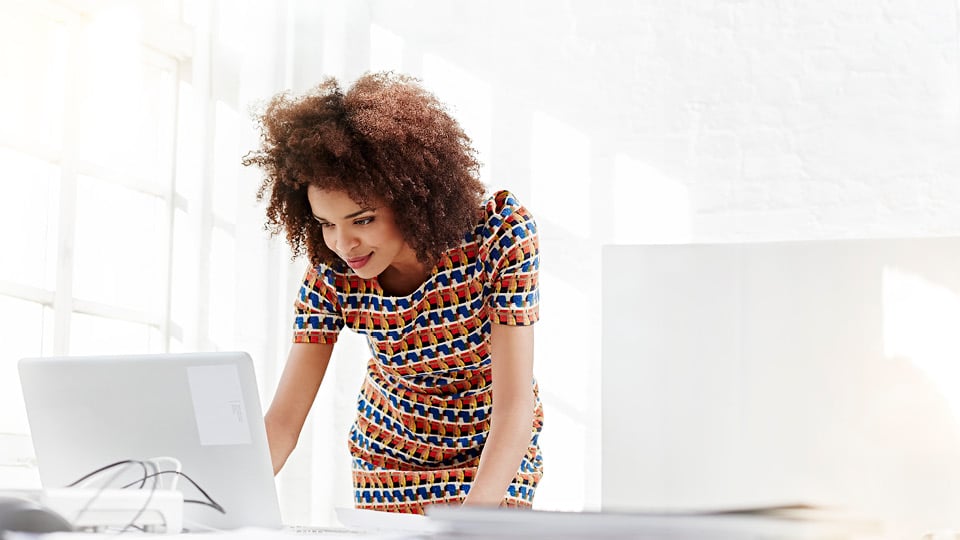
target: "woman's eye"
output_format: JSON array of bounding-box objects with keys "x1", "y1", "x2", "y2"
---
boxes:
[
  {"x1": 355, "y1": 217, "x2": 374, "y2": 225},
  {"x1": 317, "y1": 221, "x2": 333, "y2": 229}
]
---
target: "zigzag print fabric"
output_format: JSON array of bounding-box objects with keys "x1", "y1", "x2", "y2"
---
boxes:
[{"x1": 293, "y1": 190, "x2": 543, "y2": 514}]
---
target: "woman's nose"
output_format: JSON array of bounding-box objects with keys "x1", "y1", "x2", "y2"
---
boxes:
[{"x1": 335, "y1": 229, "x2": 358, "y2": 252}]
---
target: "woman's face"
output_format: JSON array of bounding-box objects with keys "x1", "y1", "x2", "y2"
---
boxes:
[{"x1": 306, "y1": 186, "x2": 416, "y2": 279}]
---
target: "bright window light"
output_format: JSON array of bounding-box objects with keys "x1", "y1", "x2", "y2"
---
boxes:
[
  {"x1": 0, "y1": 148, "x2": 59, "y2": 289},
  {"x1": 0, "y1": 0, "x2": 276, "y2": 495},
  {"x1": 170, "y1": 206, "x2": 198, "y2": 344},
  {"x1": 0, "y1": 10, "x2": 67, "y2": 148},
  {"x1": 69, "y1": 311, "x2": 163, "y2": 356},
  {"x1": 72, "y1": 175, "x2": 167, "y2": 314},
  {"x1": 77, "y1": 5, "x2": 149, "y2": 173},
  {"x1": 0, "y1": 295, "x2": 44, "y2": 434},
  {"x1": 883, "y1": 267, "x2": 960, "y2": 419},
  {"x1": 209, "y1": 225, "x2": 237, "y2": 349},
  {"x1": 175, "y1": 80, "x2": 203, "y2": 202},
  {"x1": 213, "y1": 100, "x2": 241, "y2": 224}
]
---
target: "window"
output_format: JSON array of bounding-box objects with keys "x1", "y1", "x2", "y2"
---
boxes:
[{"x1": 1, "y1": 1, "x2": 189, "y2": 487}]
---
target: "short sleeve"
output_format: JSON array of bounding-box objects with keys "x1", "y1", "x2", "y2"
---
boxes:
[
  {"x1": 292, "y1": 265, "x2": 345, "y2": 344},
  {"x1": 485, "y1": 191, "x2": 540, "y2": 326}
]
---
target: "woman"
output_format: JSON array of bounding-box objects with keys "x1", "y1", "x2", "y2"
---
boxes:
[{"x1": 243, "y1": 72, "x2": 543, "y2": 514}]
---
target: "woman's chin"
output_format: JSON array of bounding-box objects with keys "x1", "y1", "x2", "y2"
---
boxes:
[{"x1": 351, "y1": 266, "x2": 379, "y2": 279}]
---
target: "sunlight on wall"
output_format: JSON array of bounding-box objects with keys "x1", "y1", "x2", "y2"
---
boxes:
[
  {"x1": 0, "y1": 149, "x2": 58, "y2": 289},
  {"x1": 169, "y1": 80, "x2": 202, "y2": 351},
  {"x1": 169, "y1": 205, "x2": 195, "y2": 351},
  {"x1": 80, "y1": 5, "x2": 151, "y2": 173},
  {"x1": 613, "y1": 154, "x2": 692, "y2": 244},
  {"x1": 69, "y1": 312, "x2": 162, "y2": 356},
  {"x1": 322, "y1": 0, "x2": 347, "y2": 80},
  {"x1": 530, "y1": 111, "x2": 591, "y2": 238},
  {"x1": 72, "y1": 176, "x2": 167, "y2": 314},
  {"x1": 209, "y1": 226, "x2": 237, "y2": 350},
  {"x1": 0, "y1": 296, "x2": 43, "y2": 433},
  {"x1": 533, "y1": 272, "x2": 594, "y2": 511},
  {"x1": 215, "y1": 0, "x2": 247, "y2": 57},
  {"x1": 175, "y1": 81, "x2": 203, "y2": 199},
  {"x1": 369, "y1": 22, "x2": 403, "y2": 72},
  {"x1": 213, "y1": 100, "x2": 241, "y2": 223},
  {"x1": 0, "y1": 9, "x2": 66, "y2": 149},
  {"x1": 422, "y1": 54, "x2": 493, "y2": 186},
  {"x1": 883, "y1": 267, "x2": 960, "y2": 419}
]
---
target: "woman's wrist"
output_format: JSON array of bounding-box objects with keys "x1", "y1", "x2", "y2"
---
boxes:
[
  {"x1": 264, "y1": 418, "x2": 298, "y2": 474},
  {"x1": 462, "y1": 488, "x2": 503, "y2": 507}
]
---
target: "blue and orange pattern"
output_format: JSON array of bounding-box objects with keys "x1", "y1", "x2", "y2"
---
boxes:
[{"x1": 292, "y1": 190, "x2": 543, "y2": 514}]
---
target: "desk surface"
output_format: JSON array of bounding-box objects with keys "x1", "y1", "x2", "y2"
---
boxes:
[{"x1": 5, "y1": 506, "x2": 891, "y2": 540}]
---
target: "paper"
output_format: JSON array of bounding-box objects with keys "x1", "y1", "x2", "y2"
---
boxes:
[
  {"x1": 335, "y1": 506, "x2": 439, "y2": 534},
  {"x1": 13, "y1": 528, "x2": 420, "y2": 540},
  {"x1": 186, "y1": 365, "x2": 252, "y2": 446},
  {"x1": 425, "y1": 506, "x2": 882, "y2": 539}
]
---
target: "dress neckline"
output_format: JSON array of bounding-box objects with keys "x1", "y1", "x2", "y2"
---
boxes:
[{"x1": 370, "y1": 252, "x2": 446, "y2": 301}]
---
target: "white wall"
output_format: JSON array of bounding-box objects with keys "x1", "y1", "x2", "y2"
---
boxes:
[{"x1": 279, "y1": 0, "x2": 960, "y2": 515}]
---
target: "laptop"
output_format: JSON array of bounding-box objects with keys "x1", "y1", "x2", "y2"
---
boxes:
[{"x1": 18, "y1": 351, "x2": 283, "y2": 531}]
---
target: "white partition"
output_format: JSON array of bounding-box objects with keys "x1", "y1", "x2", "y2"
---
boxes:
[{"x1": 601, "y1": 239, "x2": 960, "y2": 535}]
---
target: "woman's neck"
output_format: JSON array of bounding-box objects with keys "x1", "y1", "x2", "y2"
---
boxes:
[{"x1": 378, "y1": 249, "x2": 432, "y2": 296}]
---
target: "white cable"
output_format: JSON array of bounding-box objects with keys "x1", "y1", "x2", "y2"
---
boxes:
[
  {"x1": 118, "y1": 460, "x2": 160, "y2": 534},
  {"x1": 71, "y1": 460, "x2": 144, "y2": 527},
  {"x1": 146, "y1": 456, "x2": 182, "y2": 490},
  {"x1": 74, "y1": 460, "x2": 149, "y2": 490}
]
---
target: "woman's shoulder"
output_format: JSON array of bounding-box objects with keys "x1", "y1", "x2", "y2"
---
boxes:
[{"x1": 477, "y1": 189, "x2": 536, "y2": 236}]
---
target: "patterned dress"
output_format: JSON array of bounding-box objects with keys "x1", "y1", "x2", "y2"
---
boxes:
[{"x1": 292, "y1": 190, "x2": 544, "y2": 514}]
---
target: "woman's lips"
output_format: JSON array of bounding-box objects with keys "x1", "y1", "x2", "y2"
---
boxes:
[{"x1": 346, "y1": 254, "x2": 372, "y2": 269}]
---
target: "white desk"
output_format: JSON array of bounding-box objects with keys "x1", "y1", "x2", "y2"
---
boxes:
[{"x1": 5, "y1": 506, "x2": 889, "y2": 540}]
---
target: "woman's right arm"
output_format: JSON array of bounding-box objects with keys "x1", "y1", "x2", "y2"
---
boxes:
[{"x1": 264, "y1": 341, "x2": 335, "y2": 475}]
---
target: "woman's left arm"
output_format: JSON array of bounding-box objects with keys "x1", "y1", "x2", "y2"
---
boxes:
[{"x1": 463, "y1": 322, "x2": 536, "y2": 506}]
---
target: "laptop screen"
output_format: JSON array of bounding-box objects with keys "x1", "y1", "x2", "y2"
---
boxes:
[{"x1": 18, "y1": 351, "x2": 282, "y2": 531}]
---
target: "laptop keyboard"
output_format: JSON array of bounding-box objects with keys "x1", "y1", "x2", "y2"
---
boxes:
[{"x1": 284, "y1": 524, "x2": 364, "y2": 535}]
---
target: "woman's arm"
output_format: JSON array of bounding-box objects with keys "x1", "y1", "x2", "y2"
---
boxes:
[
  {"x1": 463, "y1": 323, "x2": 536, "y2": 506},
  {"x1": 264, "y1": 342, "x2": 335, "y2": 475}
]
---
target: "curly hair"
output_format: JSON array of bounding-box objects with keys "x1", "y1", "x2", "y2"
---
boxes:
[{"x1": 242, "y1": 71, "x2": 487, "y2": 267}]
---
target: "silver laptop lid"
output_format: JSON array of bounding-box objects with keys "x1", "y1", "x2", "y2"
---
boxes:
[{"x1": 18, "y1": 351, "x2": 282, "y2": 531}]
